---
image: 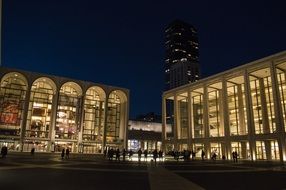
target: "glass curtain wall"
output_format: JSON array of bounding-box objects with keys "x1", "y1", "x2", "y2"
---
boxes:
[
  {"x1": 263, "y1": 76, "x2": 275, "y2": 133},
  {"x1": 26, "y1": 78, "x2": 54, "y2": 138},
  {"x1": 56, "y1": 83, "x2": 82, "y2": 140},
  {"x1": 210, "y1": 142, "x2": 221, "y2": 159},
  {"x1": 192, "y1": 90, "x2": 204, "y2": 138},
  {"x1": 270, "y1": 140, "x2": 280, "y2": 160},
  {"x1": 83, "y1": 87, "x2": 104, "y2": 141},
  {"x1": 208, "y1": 85, "x2": 223, "y2": 137},
  {"x1": 178, "y1": 93, "x2": 188, "y2": 139},
  {"x1": 249, "y1": 68, "x2": 275, "y2": 134},
  {"x1": 276, "y1": 66, "x2": 286, "y2": 132},
  {"x1": 249, "y1": 76, "x2": 263, "y2": 134},
  {"x1": 106, "y1": 92, "x2": 121, "y2": 143},
  {"x1": 193, "y1": 143, "x2": 204, "y2": 157},
  {"x1": 227, "y1": 77, "x2": 248, "y2": 136},
  {"x1": 256, "y1": 141, "x2": 266, "y2": 160},
  {"x1": 0, "y1": 73, "x2": 27, "y2": 138}
]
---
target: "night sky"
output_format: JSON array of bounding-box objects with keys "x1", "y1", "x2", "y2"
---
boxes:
[{"x1": 2, "y1": 0, "x2": 286, "y2": 118}]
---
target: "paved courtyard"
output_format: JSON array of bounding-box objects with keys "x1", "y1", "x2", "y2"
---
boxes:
[{"x1": 0, "y1": 153, "x2": 286, "y2": 190}]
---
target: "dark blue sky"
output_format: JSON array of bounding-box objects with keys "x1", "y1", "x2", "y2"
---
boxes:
[{"x1": 3, "y1": 0, "x2": 286, "y2": 118}]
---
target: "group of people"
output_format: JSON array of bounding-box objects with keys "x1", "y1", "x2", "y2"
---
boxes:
[
  {"x1": 1, "y1": 146, "x2": 8, "y2": 158},
  {"x1": 170, "y1": 149, "x2": 204, "y2": 161},
  {"x1": 61, "y1": 148, "x2": 70, "y2": 159},
  {"x1": 232, "y1": 151, "x2": 239, "y2": 162},
  {"x1": 104, "y1": 147, "x2": 164, "y2": 163}
]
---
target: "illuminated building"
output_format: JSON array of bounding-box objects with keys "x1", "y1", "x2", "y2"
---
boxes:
[
  {"x1": 165, "y1": 19, "x2": 200, "y2": 90},
  {"x1": 0, "y1": 67, "x2": 129, "y2": 153},
  {"x1": 162, "y1": 51, "x2": 286, "y2": 162},
  {"x1": 128, "y1": 119, "x2": 171, "y2": 151}
]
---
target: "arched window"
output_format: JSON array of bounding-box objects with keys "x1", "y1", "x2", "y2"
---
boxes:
[
  {"x1": 83, "y1": 87, "x2": 105, "y2": 141},
  {"x1": 106, "y1": 90, "x2": 127, "y2": 144},
  {"x1": 26, "y1": 77, "x2": 56, "y2": 138},
  {"x1": 55, "y1": 82, "x2": 82, "y2": 140},
  {"x1": 0, "y1": 72, "x2": 27, "y2": 137}
]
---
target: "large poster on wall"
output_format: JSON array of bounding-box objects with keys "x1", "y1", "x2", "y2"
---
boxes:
[{"x1": 0, "y1": 100, "x2": 20, "y2": 125}]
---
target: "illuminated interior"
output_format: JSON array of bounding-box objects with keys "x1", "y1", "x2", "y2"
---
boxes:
[
  {"x1": 0, "y1": 69, "x2": 129, "y2": 153},
  {"x1": 162, "y1": 54, "x2": 286, "y2": 162},
  {"x1": 26, "y1": 77, "x2": 55, "y2": 138},
  {"x1": 0, "y1": 72, "x2": 27, "y2": 138},
  {"x1": 208, "y1": 82, "x2": 224, "y2": 137},
  {"x1": 227, "y1": 76, "x2": 248, "y2": 136},
  {"x1": 192, "y1": 88, "x2": 204, "y2": 138},
  {"x1": 177, "y1": 92, "x2": 188, "y2": 139},
  {"x1": 55, "y1": 82, "x2": 82, "y2": 141}
]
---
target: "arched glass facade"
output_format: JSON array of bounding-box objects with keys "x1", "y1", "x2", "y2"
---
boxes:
[
  {"x1": 0, "y1": 69, "x2": 129, "y2": 153},
  {"x1": 0, "y1": 73, "x2": 28, "y2": 150},
  {"x1": 82, "y1": 87, "x2": 105, "y2": 153},
  {"x1": 26, "y1": 78, "x2": 55, "y2": 138},
  {"x1": 56, "y1": 82, "x2": 82, "y2": 140},
  {"x1": 106, "y1": 92, "x2": 121, "y2": 143},
  {"x1": 0, "y1": 73, "x2": 27, "y2": 138}
]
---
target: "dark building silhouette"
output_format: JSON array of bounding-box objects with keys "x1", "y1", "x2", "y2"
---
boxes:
[{"x1": 165, "y1": 19, "x2": 200, "y2": 90}]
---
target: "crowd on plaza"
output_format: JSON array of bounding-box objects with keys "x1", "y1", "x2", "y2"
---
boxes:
[{"x1": 103, "y1": 147, "x2": 164, "y2": 164}]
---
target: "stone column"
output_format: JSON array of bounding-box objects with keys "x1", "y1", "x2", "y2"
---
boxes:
[
  {"x1": 237, "y1": 84, "x2": 246, "y2": 135},
  {"x1": 270, "y1": 62, "x2": 286, "y2": 163},
  {"x1": 203, "y1": 85, "x2": 209, "y2": 138},
  {"x1": 77, "y1": 95, "x2": 85, "y2": 153},
  {"x1": 173, "y1": 94, "x2": 179, "y2": 150},
  {"x1": 222, "y1": 79, "x2": 231, "y2": 159},
  {"x1": 20, "y1": 84, "x2": 31, "y2": 152},
  {"x1": 49, "y1": 90, "x2": 59, "y2": 152},
  {"x1": 259, "y1": 78, "x2": 270, "y2": 134},
  {"x1": 102, "y1": 97, "x2": 109, "y2": 152},
  {"x1": 162, "y1": 97, "x2": 167, "y2": 152},
  {"x1": 265, "y1": 140, "x2": 272, "y2": 160},
  {"x1": 187, "y1": 90, "x2": 193, "y2": 150},
  {"x1": 244, "y1": 69, "x2": 256, "y2": 160}
]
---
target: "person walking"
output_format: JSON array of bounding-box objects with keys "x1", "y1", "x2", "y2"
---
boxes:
[
  {"x1": 144, "y1": 149, "x2": 148, "y2": 161},
  {"x1": 115, "y1": 148, "x2": 120, "y2": 161},
  {"x1": 65, "y1": 148, "x2": 70, "y2": 159},
  {"x1": 153, "y1": 149, "x2": 158, "y2": 165},
  {"x1": 158, "y1": 150, "x2": 163, "y2": 161},
  {"x1": 31, "y1": 147, "x2": 35, "y2": 156},
  {"x1": 138, "y1": 148, "x2": 142, "y2": 162},
  {"x1": 1, "y1": 146, "x2": 8, "y2": 158},
  {"x1": 122, "y1": 148, "x2": 126, "y2": 161},
  {"x1": 201, "y1": 150, "x2": 205, "y2": 161},
  {"x1": 61, "y1": 148, "x2": 65, "y2": 159},
  {"x1": 128, "y1": 150, "x2": 133, "y2": 160}
]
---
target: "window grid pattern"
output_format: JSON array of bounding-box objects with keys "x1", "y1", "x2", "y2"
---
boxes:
[
  {"x1": 106, "y1": 93, "x2": 121, "y2": 141},
  {"x1": 192, "y1": 94, "x2": 204, "y2": 138},
  {"x1": 0, "y1": 76, "x2": 27, "y2": 136},
  {"x1": 56, "y1": 85, "x2": 81, "y2": 140},
  {"x1": 250, "y1": 79, "x2": 263, "y2": 134},
  {"x1": 208, "y1": 90, "x2": 223, "y2": 137},
  {"x1": 83, "y1": 88, "x2": 104, "y2": 141},
  {"x1": 263, "y1": 77, "x2": 276, "y2": 133},
  {"x1": 178, "y1": 97, "x2": 188, "y2": 139},
  {"x1": 26, "y1": 81, "x2": 53, "y2": 138}
]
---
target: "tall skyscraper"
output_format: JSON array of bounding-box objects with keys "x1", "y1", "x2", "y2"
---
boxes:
[{"x1": 164, "y1": 19, "x2": 200, "y2": 90}]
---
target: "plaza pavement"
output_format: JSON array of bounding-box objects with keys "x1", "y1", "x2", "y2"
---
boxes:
[{"x1": 0, "y1": 152, "x2": 286, "y2": 190}]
